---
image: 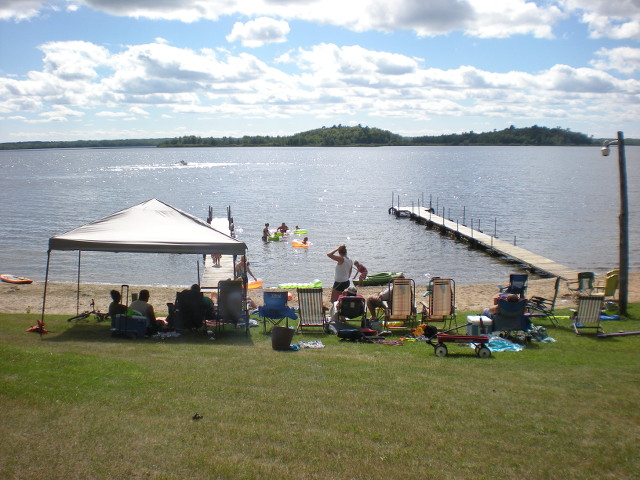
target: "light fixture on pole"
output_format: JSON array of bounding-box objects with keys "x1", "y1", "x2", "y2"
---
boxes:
[{"x1": 600, "y1": 131, "x2": 629, "y2": 316}]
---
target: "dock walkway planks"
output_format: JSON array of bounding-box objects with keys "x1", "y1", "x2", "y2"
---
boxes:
[
  {"x1": 200, "y1": 217, "x2": 236, "y2": 290},
  {"x1": 393, "y1": 205, "x2": 579, "y2": 280}
]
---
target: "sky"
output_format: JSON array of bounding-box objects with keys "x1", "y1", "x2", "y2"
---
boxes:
[{"x1": 0, "y1": 0, "x2": 639, "y2": 142}]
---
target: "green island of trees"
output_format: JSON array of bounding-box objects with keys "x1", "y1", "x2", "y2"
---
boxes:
[
  {"x1": 158, "y1": 125, "x2": 596, "y2": 148},
  {"x1": 2, "y1": 125, "x2": 637, "y2": 150}
]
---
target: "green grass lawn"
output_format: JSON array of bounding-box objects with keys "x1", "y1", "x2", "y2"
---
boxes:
[{"x1": 1, "y1": 307, "x2": 639, "y2": 480}]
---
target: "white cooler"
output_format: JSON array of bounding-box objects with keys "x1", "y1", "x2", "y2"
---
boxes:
[{"x1": 466, "y1": 315, "x2": 493, "y2": 335}]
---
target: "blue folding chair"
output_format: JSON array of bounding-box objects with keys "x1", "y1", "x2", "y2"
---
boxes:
[
  {"x1": 258, "y1": 291, "x2": 297, "y2": 333},
  {"x1": 493, "y1": 298, "x2": 531, "y2": 333},
  {"x1": 498, "y1": 274, "x2": 528, "y2": 299}
]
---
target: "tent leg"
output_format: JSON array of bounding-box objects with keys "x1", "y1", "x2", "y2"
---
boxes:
[
  {"x1": 29, "y1": 250, "x2": 51, "y2": 335},
  {"x1": 76, "y1": 251, "x2": 81, "y2": 315}
]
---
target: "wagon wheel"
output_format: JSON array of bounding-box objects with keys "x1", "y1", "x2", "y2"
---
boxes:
[
  {"x1": 434, "y1": 344, "x2": 448, "y2": 357},
  {"x1": 476, "y1": 346, "x2": 491, "y2": 358}
]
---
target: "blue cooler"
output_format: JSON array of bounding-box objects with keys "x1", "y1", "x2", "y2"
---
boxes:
[{"x1": 112, "y1": 314, "x2": 148, "y2": 338}]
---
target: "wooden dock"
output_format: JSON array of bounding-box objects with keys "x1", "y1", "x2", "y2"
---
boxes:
[
  {"x1": 200, "y1": 217, "x2": 236, "y2": 290},
  {"x1": 391, "y1": 205, "x2": 579, "y2": 280}
]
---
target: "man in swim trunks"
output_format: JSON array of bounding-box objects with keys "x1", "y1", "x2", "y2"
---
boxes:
[{"x1": 327, "y1": 244, "x2": 353, "y2": 303}]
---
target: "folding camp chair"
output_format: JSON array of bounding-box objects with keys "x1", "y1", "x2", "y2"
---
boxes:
[
  {"x1": 593, "y1": 270, "x2": 619, "y2": 308},
  {"x1": 336, "y1": 295, "x2": 367, "y2": 325},
  {"x1": 498, "y1": 273, "x2": 528, "y2": 299},
  {"x1": 567, "y1": 271, "x2": 595, "y2": 296},
  {"x1": 421, "y1": 277, "x2": 457, "y2": 329},
  {"x1": 383, "y1": 277, "x2": 417, "y2": 331},
  {"x1": 296, "y1": 287, "x2": 327, "y2": 333},
  {"x1": 216, "y1": 280, "x2": 248, "y2": 333},
  {"x1": 258, "y1": 290, "x2": 297, "y2": 333},
  {"x1": 492, "y1": 298, "x2": 530, "y2": 333},
  {"x1": 526, "y1": 276, "x2": 561, "y2": 326},
  {"x1": 173, "y1": 288, "x2": 205, "y2": 330},
  {"x1": 571, "y1": 295, "x2": 605, "y2": 335}
]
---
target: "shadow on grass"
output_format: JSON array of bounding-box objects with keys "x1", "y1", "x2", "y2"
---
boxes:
[{"x1": 42, "y1": 321, "x2": 259, "y2": 346}]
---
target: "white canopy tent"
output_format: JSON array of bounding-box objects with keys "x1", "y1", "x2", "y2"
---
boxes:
[{"x1": 36, "y1": 199, "x2": 247, "y2": 333}]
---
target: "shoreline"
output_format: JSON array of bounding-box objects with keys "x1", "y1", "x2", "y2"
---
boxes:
[{"x1": 2, "y1": 273, "x2": 638, "y2": 316}]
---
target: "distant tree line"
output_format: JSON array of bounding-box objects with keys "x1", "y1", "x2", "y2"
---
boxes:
[
  {"x1": 0, "y1": 138, "x2": 165, "y2": 150},
  {"x1": 409, "y1": 125, "x2": 594, "y2": 146},
  {"x1": 158, "y1": 125, "x2": 594, "y2": 148},
  {"x1": 3, "y1": 125, "x2": 637, "y2": 150},
  {"x1": 158, "y1": 125, "x2": 403, "y2": 147}
]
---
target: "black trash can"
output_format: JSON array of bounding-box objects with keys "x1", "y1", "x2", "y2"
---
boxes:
[{"x1": 271, "y1": 326, "x2": 295, "y2": 351}]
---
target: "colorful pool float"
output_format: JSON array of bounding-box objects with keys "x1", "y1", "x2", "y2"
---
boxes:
[{"x1": 278, "y1": 280, "x2": 323, "y2": 289}]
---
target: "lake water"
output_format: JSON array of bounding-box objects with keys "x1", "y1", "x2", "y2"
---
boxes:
[{"x1": 0, "y1": 145, "x2": 638, "y2": 288}]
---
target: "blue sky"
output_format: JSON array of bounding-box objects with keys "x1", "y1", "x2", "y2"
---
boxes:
[{"x1": 0, "y1": 0, "x2": 638, "y2": 142}]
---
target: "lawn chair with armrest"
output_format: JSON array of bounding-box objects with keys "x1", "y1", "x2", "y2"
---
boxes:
[
  {"x1": 258, "y1": 290, "x2": 297, "y2": 333},
  {"x1": 526, "y1": 276, "x2": 561, "y2": 327},
  {"x1": 383, "y1": 277, "x2": 417, "y2": 332}
]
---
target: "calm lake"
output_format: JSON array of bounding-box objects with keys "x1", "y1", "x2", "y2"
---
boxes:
[{"x1": 0, "y1": 145, "x2": 638, "y2": 288}]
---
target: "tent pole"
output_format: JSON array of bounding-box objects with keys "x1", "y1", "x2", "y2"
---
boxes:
[
  {"x1": 197, "y1": 257, "x2": 201, "y2": 285},
  {"x1": 76, "y1": 251, "x2": 81, "y2": 315},
  {"x1": 35, "y1": 250, "x2": 52, "y2": 336}
]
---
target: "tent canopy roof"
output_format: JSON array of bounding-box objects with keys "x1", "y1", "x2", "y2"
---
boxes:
[{"x1": 49, "y1": 199, "x2": 246, "y2": 255}]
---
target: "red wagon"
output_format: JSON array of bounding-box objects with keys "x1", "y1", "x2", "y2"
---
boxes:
[{"x1": 427, "y1": 323, "x2": 491, "y2": 358}]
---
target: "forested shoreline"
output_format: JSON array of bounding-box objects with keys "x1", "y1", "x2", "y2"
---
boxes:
[{"x1": 3, "y1": 125, "x2": 636, "y2": 150}]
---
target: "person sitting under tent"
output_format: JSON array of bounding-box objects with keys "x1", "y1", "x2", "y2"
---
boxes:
[
  {"x1": 108, "y1": 289, "x2": 126, "y2": 318},
  {"x1": 173, "y1": 284, "x2": 215, "y2": 330},
  {"x1": 129, "y1": 289, "x2": 159, "y2": 333}
]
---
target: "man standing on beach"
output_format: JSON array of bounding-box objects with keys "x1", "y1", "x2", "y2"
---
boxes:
[{"x1": 327, "y1": 244, "x2": 353, "y2": 303}]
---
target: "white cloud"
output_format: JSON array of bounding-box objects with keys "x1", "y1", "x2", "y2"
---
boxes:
[
  {"x1": 31, "y1": 105, "x2": 85, "y2": 123},
  {"x1": 226, "y1": 17, "x2": 290, "y2": 47},
  {"x1": 96, "y1": 111, "x2": 127, "y2": 117},
  {"x1": 1, "y1": 39, "x2": 638, "y2": 138},
  {"x1": 40, "y1": 40, "x2": 110, "y2": 81},
  {"x1": 562, "y1": 0, "x2": 640, "y2": 39},
  {"x1": 3, "y1": 0, "x2": 631, "y2": 39},
  {"x1": 0, "y1": 0, "x2": 46, "y2": 21},
  {"x1": 129, "y1": 106, "x2": 150, "y2": 116},
  {"x1": 591, "y1": 47, "x2": 640, "y2": 74}
]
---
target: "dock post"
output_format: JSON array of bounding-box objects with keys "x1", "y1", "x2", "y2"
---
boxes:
[
  {"x1": 494, "y1": 218, "x2": 497, "y2": 238},
  {"x1": 463, "y1": 206, "x2": 466, "y2": 226},
  {"x1": 514, "y1": 235, "x2": 517, "y2": 246}
]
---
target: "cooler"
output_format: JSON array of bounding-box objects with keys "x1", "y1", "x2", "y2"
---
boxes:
[
  {"x1": 466, "y1": 315, "x2": 493, "y2": 335},
  {"x1": 112, "y1": 314, "x2": 148, "y2": 338}
]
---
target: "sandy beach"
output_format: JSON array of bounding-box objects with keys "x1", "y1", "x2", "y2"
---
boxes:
[{"x1": 2, "y1": 273, "x2": 638, "y2": 316}]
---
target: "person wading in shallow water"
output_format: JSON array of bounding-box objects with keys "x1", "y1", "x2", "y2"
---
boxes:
[
  {"x1": 262, "y1": 223, "x2": 271, "y2": 241},
  {"x1": 327, "y1": 244, "x2": 353, "y2": 303}
]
